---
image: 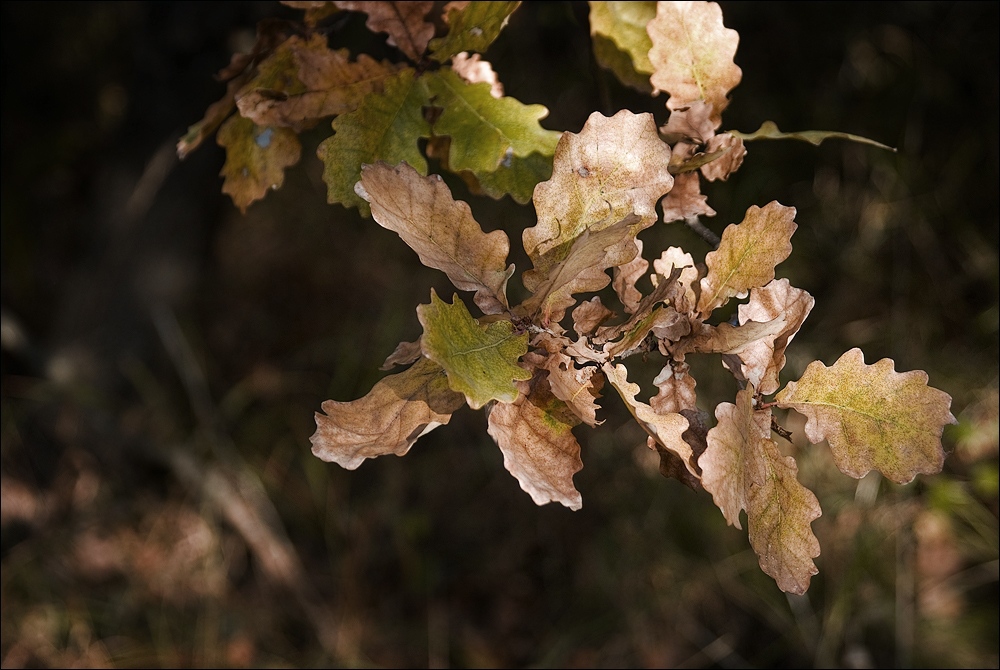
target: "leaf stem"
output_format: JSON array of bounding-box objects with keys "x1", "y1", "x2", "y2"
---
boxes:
[{"x1": 684, "y1": 215, "x2": 720, "y2": 249}]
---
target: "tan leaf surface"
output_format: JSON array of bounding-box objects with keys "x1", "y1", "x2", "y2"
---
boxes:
[
  {"x1": 612, "y1": 238, "x2": 649, "y2": 314},
  {"x1": 699, "y1": 132, "x2": 745, "y2": 182},
  {"x1": 660, "y1": 172, "x2": 715, "y2": 223},
  {"x1": 737, "y1": 279, "x2": 814, "y2": 394},
  {"x1": 235, "y1": 34, "x2": 401, "y2": 129},
  {"x1": 358, "y1": 162, "x2": 512, "y2": 314},
  {"x1": 487, "y1": 373, "x2": 584, "y2": 510},
  {"x1": 652, "y1": 246, "x2": 699, "y2": 314},
  {"x1": 524, "y1": 110, "x2": 673, "y2": 263},
  {"x1": 450, "y1": 52, "x2": 503, "y2": 98},
  {"x1": 217, "y1": 115, "x2": 302, "y2": 213},
  {"x1": 659, "y1": 100, "x2": 716, "y2": 144},
  {"x1": 679, "y1": 316, "x2": 791, "y2": 391},
  {"x1": 380, "y1": 338, "x2": 422, "y2": 370},
  {"x1": 541, "y1": 353, "x2": 604, "y2": 427},
  {"x1": 571, "y1": 297, "x2": 615, "y2": 337},
  {"x1": 651, "y1": 360, "x2": 697, "y2": 414},
  {"x1": 602, "y1": 363, "x2": 694, "y2": 476},
  {"x1": 697, "y1": 201, "x2": 797, "y2": 316},
  {"x1": 700, "y1": 388, "x2": 821, "y2": 594},
  {"x1": 775, "y1": 348, "x2": 956, "y2": 483},
  {"x1": 311, "y1": 357, "x2": 465, "y2": 469},
  {"x1": 647, "y1": 0, "x2": 742, "y2": 128},
  {"x1": 333, "y1": 1, "x2": 435, "y2": 61}
]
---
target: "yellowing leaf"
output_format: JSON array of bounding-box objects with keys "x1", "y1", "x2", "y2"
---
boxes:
[
  {"x1": 588, "y1": 1, "x2": 656, "y2": 92},
  {"x1": 418, "y1": 290, "x2": 530, "y2": 409},
  {"x1": 602, "y1": 363, "x2": 694, "y2": 477},
  {"x1": 700, "y1": 388, "x2": 821, "y2": 594},
  {"x1": 737, "y1": 279, "x2": 814, "y2": 395},
  {"x1": 333, "y1": 1, "x2": 435, "y2": 61},
  {"x1": 311, "y1": 357, "x2": 465, "y2": 469},
  {"x1": 430, "y1": 1, "x2": 521, "y2": 62},
  {"x1": 647, "y1": 0, "x2": 742, "y2": 128},
  {"x1": 235, "y1": 34, "x2": 401, "y2": 130},
  {"x1": 317, "y1": 68, "x2": 431, "y2": 214},
  {"x1": 731, "y1": 120, "x2": 896, "y2": 152},
  {"x1": 425, "y1": 68, "x2": 561, "y2": 176},
  {"x1": 217, "y1": 115, "x2": 302, "y2": 213},
  {"x1": 525, "y1": 110, "x2": 673, "y2": 263},
  {"x1": 775, "y1": 348, "x2": 956, "y2": 484},
  {"x1": 697, "y1": 201, "x2": 797, "y2": 316},
  {"x1": 487, "y1": 370, "x2": 585, "y2": 510},
  {"x1": 358, "y1": 162, "x2": 513, "y2": 314}
]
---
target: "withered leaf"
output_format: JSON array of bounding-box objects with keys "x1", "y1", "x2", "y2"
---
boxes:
[
  {"x1": 651, "y1": 360, "x2": 698, "y2": 415},
  {"x1": 430, "y1": 1, "x2": 521, "y2": 62},
  {"x1": 418, "y1": 290, "x2": 530, "y2": 409},
  {"x1": 697, "y1": 201, "x2": 797, "y2": 316},
  {"x1": 659, "y1": 100, "x2": 716, "y2": 144},
  {"x1": 572, "y1": 297, "x2": 615, "y2": 337},
  {"x1": 651, "y1": 246, "x2": 700, "y2": 314},
  {"x1": 700, "y1": 387, "x2": 821, "y2": 594},
  {"x1": 380, "y1": 338, "x2": 423, "y2": 370},
  {"x1": 178, "y1": 78, "x2": 241, "y2": 159},
  {"x1": 775, "y1": 348, "x2": 955, "y2": 484},
  {"x1": 235, "y1": 34, "x2": 401, "y2": 130},
  {"x1": 647, "y1": 0, "x2": 742, "y2": 128},
  {"x1": 487, "y1": 370, "x2": 584, "y2": 510},
  {"x1": 317, "y1": 68, "x2": 431, "y2": 214},
  {"x1": 737, "y1": 279, "x2": 813, "y2": 395},
  {"x1": 333, "y1": 1, "x2": 435, "y2": 61},
  {"x1": 612, "y1": 238, "x2": 649, "y2": 314},
  {"x1": 311, "y1": 357, "x2": 465, "y2": 469},
  {"x1": 700, "y1": 132, "x2": 746, "y2": 182},
  {"x1": 660, "y1": 172, "x2": 716, "y2": 223},
  {"x1": 217, "y1": 115, "x2": 302, "y2": 213},
  {"x1": 450, "y1": 52, "x2": 504, "y2": 98},
  {"x1": 602, "y1": 363, "x2": 695, "y2": 477},
  {"x1": 731, "y1": 120, "x2": 896, "y2": 152},
  {"x1": 538, "y1": 351, "x2": 604, "y2": 427},
  {"x1": 358, "y1": 162, "x2": 513, "y2": 314}
]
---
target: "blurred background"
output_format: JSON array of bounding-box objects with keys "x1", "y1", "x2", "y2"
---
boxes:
[{"x1": 1, "y1": 2, "x2": 997, "y2": 667}]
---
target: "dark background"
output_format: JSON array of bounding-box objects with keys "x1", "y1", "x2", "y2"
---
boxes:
[{"x1": 2, "y1": 2, "x2": 997, "y2": 667}]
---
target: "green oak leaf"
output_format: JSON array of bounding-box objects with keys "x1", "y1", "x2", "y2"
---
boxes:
[
  {"x1": 731, "y1": 120, "x2": 896, "y2": 152},
  {"x1": 424, "y1": 68, "x2": 561, "y2": 177},
  {"x1": 588, "y1": 1, "x2": 656, "y2": 91},
  {"x1": 417, "y1": 290, "x2": 531, "y2": 409},
  {"x1": 430, "y1": 1, "x2": 522, "y2": 62},
  {"x1": 317, "y1": 68, "x2": 430, "y2": 214}
]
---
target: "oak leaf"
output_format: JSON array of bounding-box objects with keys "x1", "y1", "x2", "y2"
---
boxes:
[
  {"x1": 317, "y1": 68, "x2": 431, "y2": 214},
  {"x1": 647, "y1": 0, "x2": 741, "y2": 128},
  {"x1": 651, "y1": 246, "x2": 700, "y2": 314},
  {"x1": 311, "y1": 357, "x2": 465, "y2": 469},
  {"x1": 357, "y1": 162, "x2": 513, "y2": 314},
  {"x1": 235, "y1": 34, "x2": 401, "y2": 130},
  {"x1": 178, "y1": 78, "x2": 241, "y2": 159},
  {"x1": 459, "y1": 151, "x2": 555, "y2": 205},
  {"x1": 659, "y1": 100, "x2": 716, "y2": 144},
  {"x1": 217, "y1": 115, "x2": 302, "y2": 212},
  {"x1": 602, "y1": 363, "x2": 694, "y2": 477},
  {"x1": 699, "y1": 132, "x2": 746, "y2": 182},
  {"x1": 612, "y1": 238, "x2": 649, "y2": 315},
  {"x1": 450, "y1": 52, "x2": 504, "y2": 98},
  {"x1": 651, "y1": 360, "x2": 698, "y2": 415},
  {"x1": 424, "y1": 68, "x2": 561, "y2": 177},
  {"x1": 775, "y1": 348, "x2": 955, "y2": 483},
  {"x1": 737, "y1": 279, "x2": 813, "y2": 394},
  {"x1": 536, "y1": 351, "x2": 604, "y2": 427},
  {"x1": 487, "y1": 370, "x2": 585, "y2": 510},
  {"x1": 731, "y1": 120, "x2": 896, "y2": 152},
  {"x1": 571, "y1": 297, "x2": 615, "y2": 337},
  {"x1": 697, "y1": 201, "x2": 797, "y2": 316},
  {"x1": 418, "y1": 290, "x2": 530, "y2": 409},
  {"x1": 430, "y1": 1, "x2": 521, "y2": 62},
  {"x1": 701, "y1": 387, "x2": 821, "y2": 594},
  {"x1": 588, "y1": 1, "x2": 656, "y2": 92},
  {"x1": 333, "y1": 1, "x2": 435, "y2": 61}
]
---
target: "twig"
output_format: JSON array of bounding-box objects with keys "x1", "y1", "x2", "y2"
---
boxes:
[{"x1": 685, "y1": 215, "x2": 721, "y2": 249}]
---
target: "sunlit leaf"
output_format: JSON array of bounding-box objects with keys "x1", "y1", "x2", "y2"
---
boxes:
[
  {"x1": 697, "y1": 201, "x2": 797, "y2": 316},
  {"x1": 450, "y1": 52, "x2": 504, "y2": 97},
  {"x1": 775, "y1": 348, "x2": 956, "y2": 483},
  {"x1": 487, "y1": 369, "x2": 585, "y2": 510},
  {"x1": 217, "y1": 115, "x2": 302, "y2": 213},
  {"x1": 317, "y1": 68, "x2": 431, "y2": 214},
  {"x1": 701, "y1": 387, "x2": 822, "y2": 594},
  {"x1": 418, "y1": 290, "x2": 530, "y2": 409},
  {"x1": 430, "y1": 1, "x2": 521, "y2": 62},
  {"x1": 731, "y1": 120, "x2": 896, "y2": 152},
  {"x1": 357, "y1": 161, "x2": 513, "y2": 314},
  {"x1": 333, "y1": 1, "x2": 435, "y2": 61},
  {"x1": 311, "y1": 357, "x2": 464, "y2": 469},
  {"x1": 647, "y1": 0, "x2": 742, "y2": 128}
]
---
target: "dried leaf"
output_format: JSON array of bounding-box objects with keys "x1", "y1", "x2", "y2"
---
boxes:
[
  {"x1": 697, "y1": 201, "x2": 797, "y2": 316},
  {"x1": 217, "y1": 115, "x2": 302, "y2": 213},
  {"x1": 539, "y1": 352, "x2": 604, "y2": 427},
  {"x1": 525, "y1": 110, "x2": 673, "y2": 263},
  {"x1": 659, "y1": 100, "x2": 715, "y2": 144},
  {"x1": 418, "y1": 290, "x2": 530, "y2": 409},
  {"x1": 737, "y1": 279, "x2": 813, "y2": 394},
  {"x1": 602, "y1": 363, "x2": 694, "y2": 476},
  {"x1": 317, "y1": 68, "x2": 431, "y2": 214},
  {"x1": 450, "y1": 52, "x2": 504, "y2": 98},
  {"x1": 487, "y1": 371, "x2": 584, "y2": 510},
  {"x1": 178, "y1": 78, "x2": 241, "y2": 159},
  {"x1": 333, "y1": 1, "x2": 435, "y2": 61},
  {"x1": 572, "y1": 297, "x2": 615, "y2": 337},
  {"x1": 380, "y1": 338, "x2": 422, "y2": 370},
  {"x1": 775, "y1": 348, "x2": 956, "y2": 483},
  {"x1": 700, "y1": 132, "x2": 745, "y2": 182},
  {"x1": 311, "y1": 357, "x2": 465, "y2": 469},
  {"x1": 430, "y1": 1, "x2": 521, "y2": 62},
  {"x1": 358, "y1": 162, "x2": 513, "y2": 314},
  {"x1": 235, "y1": 34, "x2": 401, "y2": 129},
  {"x1": 612, "y1": 238, "x2": 649, "y2": 314},
  {"x1": 424, "y1": 68, "x2": 561, "y2": 176},
  {"x1": 651, "y1": 360, "x2": 698, "y2": 414},
  {"x1": 700, "y1": 387, "x2": 822, "y2": 594},
  {"x1": 731, "y1": 120, "x2": 896, "y2": 152},
  {"x1": 651, "y1": 246, "x2": 699, "y2": 314},
  {"x1": 647, "y1": 0, "x2": 742, "y2": 128}
]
